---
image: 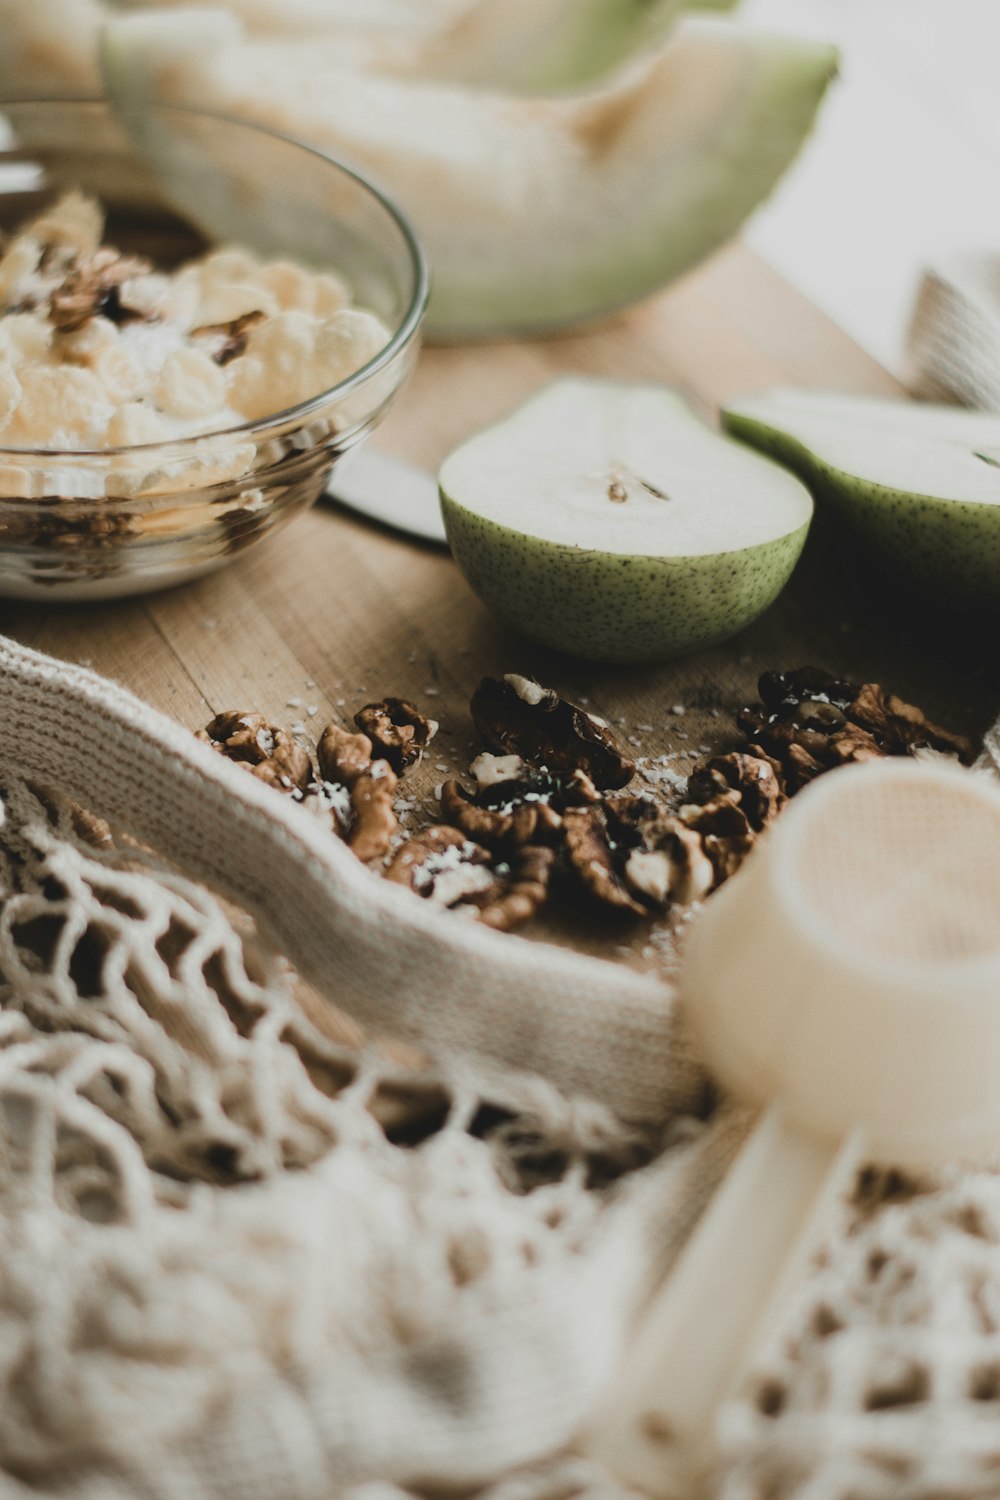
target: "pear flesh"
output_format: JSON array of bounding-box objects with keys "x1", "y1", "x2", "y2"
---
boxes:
[
  {"x1": 723, "y1": 390, "x2": 1000, "y2": 609},
  {"x1": 100, "y1": 10, "x2": 836, "y2": 339},
  {"x1": 439, "y1": 379, "x2": 813, "y2": 663}
]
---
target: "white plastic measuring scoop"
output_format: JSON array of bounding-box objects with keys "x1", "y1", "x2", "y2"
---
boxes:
[{"x1": 586, "y1": 756, "x2": 1000, "y2": 1496}]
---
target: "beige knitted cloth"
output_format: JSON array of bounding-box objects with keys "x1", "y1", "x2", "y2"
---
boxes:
[
  {"x1": 0, "y1": 633, "x2": 998, "y2": 1500},
  {"x1": 0, "y1": 633, "x2": 716, "y2": 1500},
  {"x1": 908, "y1": 254, "x2": 1000, "y2": 412}
]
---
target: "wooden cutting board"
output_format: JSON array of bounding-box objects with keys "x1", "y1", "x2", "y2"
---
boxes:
[{"x1": 2, "y1": 243, "x2": 995, "y2": 966}]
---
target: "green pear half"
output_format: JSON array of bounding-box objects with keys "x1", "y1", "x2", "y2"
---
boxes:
[
  {"x1": 101, "y1": 9, "x2": 836, "y2": 339},
  {"x1": 438, "y1": 379, "x2": 813, "y2": 663},
  {"x1": 723, "y1": 390, "x2": 1000, "y2": 609}
]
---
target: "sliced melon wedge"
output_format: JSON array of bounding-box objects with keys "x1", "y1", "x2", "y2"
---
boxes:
[
  {"x1": 723, "y1": 389, "x2": 1000, "y2": 609},
  {"x1": 0, "y1": 0, "x2": 745, "y2": 109},
  {"x1": 0, "y1": 0, "x2": 103, "y2": 98},
  {"x1": 439, "y1": 378, "x2": 813, "y2": 662},
  {"x1": 106, "y1": 0, "x2": 685, "y2": 92},
  {"x1": 102, "y1": 9, "x2": 837, "y2": 339},
  {"x1": 103, "y1": 0, "x2": 733, "y2": 93},
  {"x1": 406, "y1": 0, "x2": 687, "y2": 93}
]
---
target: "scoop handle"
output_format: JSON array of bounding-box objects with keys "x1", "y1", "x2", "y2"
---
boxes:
[{"x1": 584, "y1": 1104, "x2": 864, "y2": 1497}]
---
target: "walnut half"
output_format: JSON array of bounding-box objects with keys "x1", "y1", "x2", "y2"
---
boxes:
[
  {"x1": 354, "y1": 697, "x2": 438, "y2": 773},
  {"x1": 385, "y1": 825, "x2": 553, "y2": 931},
  {"x1": 313, "y1": 720, "x2": 398, "y2": 861},
  {"x1": 471, "y1": 674, "x2": 635, "y2": 789},
  {"x1": 196, "y1": 710, "x2": 312, "y2": 793},
  {"x1": 439, "y1": 764, "x2": 598, "y2": 851}
]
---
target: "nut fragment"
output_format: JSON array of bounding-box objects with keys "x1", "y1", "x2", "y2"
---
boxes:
[
  {"x1": 686, "y1": 752, "x2": 785, "y2": 832},
  {"x1": 847, "y1": 682, "x2": 974, "y2": 761},
  {"x1": 759, "y1": 666, "x2": 858, "y2": 719},
  {"x1": 738, "y1": 668, "x2": 887, "y2": 789},
  {"x1": 191, "y1": 309, "x2": 267, "y2": 366},
  {"x1": 312, "y1": 720, "x2": 398, "y2": 858},
  {"x1": 49, "y1": 248, "x2": 154, "y2": 333},
  {"x1": 441, "y1": 779, "x2": 557, "y2": 849},
  {"x1": 564, "y1": 792, "x2": 729, "y2": 915},
  {"x1": 734, "y1": 666, "x2": 973, "y2": 792},
  {"x1": 612, "y1": 795, "x2": 719, "y2": 907},
  {"x1": 476, "y1": 846, "x2": 554, "y2": 932},
  {"x1": 440, "y1": 765, "x2": 598, "y2": 850},
  {"x1": 471, "y1": 675, "x2": 634, "y2": 789},
  {"x1": 316, "y1": 722, "x2": 373, "y2": 786},
  {"x1": 296, "y1": 779, "x2": 353, "y2": 839},
  {"x1": 196, "y1": 710, "x2": 312, "y2": 793},
  {"x1": 386, "y1": 825, "x2": 553, "y2": 930},
  {"x1": 354, "y1": 697, "x2": 437, "y2": 772},
  {"x1": 678, "y1": 799, "x2": 755, "y2": 884},
  {"x1": 348, "y1": 761, "x2": 398, "y2": 862},
  {"x1": 470, "y1": 752, "x2": 525, "y2": 788},
  {"x1": 737, "y1": 666, "x2": 858, "y2": 749},
  {"x1": 562, "y1": 806, "x2": 647, "y2": 915}
]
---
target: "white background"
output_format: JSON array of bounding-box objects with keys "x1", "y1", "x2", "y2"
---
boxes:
[{"x1": 739, "y1": 0, "x2": 1000, "y2": 373}]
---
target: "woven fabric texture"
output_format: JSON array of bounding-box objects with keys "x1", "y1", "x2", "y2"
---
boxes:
[
  {"x1": 0, "y1": 632, "x2": 997, "y2": 1500},
  {"x1": 0, "y1": 633, "x2": 719, "y2": 1500},
  {"x1": 0, "y1": 638, "x2": 699, "y2": 1125},
  {"x1": 907, "y1": 254, "x2": 1000, "y2": 412}
]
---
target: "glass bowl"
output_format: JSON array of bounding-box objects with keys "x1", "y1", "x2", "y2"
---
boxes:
[{"x1": 0, "y1": 100, "x2": 428, "y2": 600}]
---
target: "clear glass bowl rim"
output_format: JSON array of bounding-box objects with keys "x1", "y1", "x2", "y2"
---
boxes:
[{"x1": 0, "y1": 97, "x2": 431, "y2": 461}]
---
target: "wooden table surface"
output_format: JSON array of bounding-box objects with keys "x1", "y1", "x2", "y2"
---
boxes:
[{"x1": 3, "y1": 243, "x2": 997, "y2": 966}]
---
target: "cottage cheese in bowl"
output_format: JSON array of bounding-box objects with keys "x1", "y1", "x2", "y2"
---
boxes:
[{"x1": 0, "y1": 191, "x2": 390, "y2": 480}]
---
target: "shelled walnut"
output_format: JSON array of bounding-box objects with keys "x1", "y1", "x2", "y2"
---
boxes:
[
  {"x1": 440, "y1": 758, "x2": 599, "y2": 850},
  {"x1": 193, "y1": 664, "x2": 975, "y2": 942},
  {"x1": 354, "y1": 697, "x2": 438, "y2": 773},
  {"x1": 563, "y1": 795, "x2": 719, "y2": 916},
  {"x1": 196, "y1": 710, "x2": 312, "y2": 793},
  {"x1": 49, "y1": 247, "x2": 153, "y2": 332},
  {"x1": 314, "y1": 720, "x2": 399, "y2": 861},
  {"x1": 385, "y1": 825, "x2": 553, "y2": 931},
  {"x1": 848, "y1": 681, "x2": 973, "y2": 760},
  {"x1": 686, "y1": 752, "x2": 785, "y2": 832},
  {"x1": 316, "y1": 723, "x2": 374, "y2": 787},
  {"x1": 736, "y1": 666, "x2": 974, "y2": 791},
  {"x1": 471, "y1": 674, "x2": 635, "y2": 789}
]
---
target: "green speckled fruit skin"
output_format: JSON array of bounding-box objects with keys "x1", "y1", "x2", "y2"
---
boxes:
[
  {"x1": 724, "y1": 412, "x2": 1000, "y2": 609},
  {"x1": 441, "y1": 491, "x2": 810, "y2": 662}
]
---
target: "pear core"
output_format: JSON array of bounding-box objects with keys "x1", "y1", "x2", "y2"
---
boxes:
[{"x1": 439, "y1": 378, "x2": 813, "y2": 663}]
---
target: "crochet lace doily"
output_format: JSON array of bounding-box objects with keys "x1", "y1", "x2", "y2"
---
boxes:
[
  {"x1": 0, "y1": 633, "x2": 997, "y2": 1500},
  {"x1": 0, "y1": 683, "x2": 716, "y2": 1500}
]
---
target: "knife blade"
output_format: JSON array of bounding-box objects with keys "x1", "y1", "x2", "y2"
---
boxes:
[{"x1": 324, "y1": 448, "x2": 449, "y2": 546}]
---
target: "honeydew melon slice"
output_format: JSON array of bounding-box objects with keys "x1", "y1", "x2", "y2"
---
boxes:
[
  {"x1": 439, "y1": 378, "x2": 813, "y2": 662},
  {"x1": 0, "y1": 0, "x2": 103, "y2": 99},
  {"x1": 399, "y1": 0, "x2": 687, "y2": 94},
  {"x1": 102, "y1": 9, "x2": 837, "y2": 340},
  {"x1": 723, "y1": 390, "x2": 1000, "y2": 609},
  {"x1": 0, "y1": 0, "x2": 735, "y2": 106},
  {"x1": 102, "y1": 0, "x2": 695, "y2": 93}
]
